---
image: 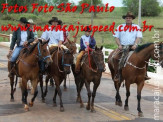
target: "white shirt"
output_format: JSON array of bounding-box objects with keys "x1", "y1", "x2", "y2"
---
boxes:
[
  {"x1": 113, "y1": 24, "x2": 142, "y2": 45},
  {"x1": 41, "y1": 27, "x2": 64, "y2": 45},
  {"x1": 20, "y1": 31, "x2": 27, "y2": 46},
  {"x1": 81, "y1": 35, "x2": 90, "y2": 48}
]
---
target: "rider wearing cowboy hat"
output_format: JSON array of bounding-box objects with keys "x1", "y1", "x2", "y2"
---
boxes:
[
  {"x1": 8, "y1": 17, "x2": 34, "y2": 77},
  {"x1": 28, "y1": 19, "x2": 38, "y2": 39},
  {"x1": 75, "y1": 26, "x2": 96, "y2": 73},
  {"x1": 113, "y1": 12, "x2": 150, "y2": 82}
]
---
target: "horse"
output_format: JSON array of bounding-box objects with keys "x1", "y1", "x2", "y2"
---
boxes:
[
  {"x1": 62, "y1": 38, "x2": 77, "y2": 90},
  {"x1": 8, "y1": 39, "x2": 53, "y2": 111},
  {"x1": 40, "y1": 47, "x2": 74, "y2": 112},
  {"x1": 48, "y1": 38, "x2": 77, "y2": 90},
  {"x1": 108, "y1": 42, "x2": 163, "y2": 117},
  {"x1": 72, "y1": 46, "x2": 105, "y2": 112}
]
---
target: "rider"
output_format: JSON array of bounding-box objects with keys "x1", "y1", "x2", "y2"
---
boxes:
[
  {"x1": 113, "y1": 12, "x2": 150, "y2": 82},
  {"x1": 28, "y1": 19, "x2": 38, "y2": 39},
  {"x1": 40, "y1": 17, "x2": 64, "y2": 72},
  {"x1": 75, "y1": 26, "x2": 96, "y2": 73},
  {"x1": 8, "y1": 17, "x2": 34, "y2": 77},
  {"x1": 58, "y1": 20, "x2": 70, "y2": 45}
]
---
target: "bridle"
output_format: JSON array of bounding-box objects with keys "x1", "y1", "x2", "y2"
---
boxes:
[
  {"x1": 37, "y1": 42, "x2": 51, "y2": 62},
  {"x1": 61, "y1": 50, "x2": 72, "y2": 67},
  {"x1": 57, "y1": 48, "x2": 73, "y2": 72}
]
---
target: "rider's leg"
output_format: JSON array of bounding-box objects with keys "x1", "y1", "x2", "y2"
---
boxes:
[
  {"x1": 75, "y1": 51, "x2": 85, "y2": 73},
  {"x1": 8, "y1": 46, "x2": 23, "y2": 77}
]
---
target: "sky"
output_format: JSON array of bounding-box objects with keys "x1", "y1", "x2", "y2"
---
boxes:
[
  {"x1": 69, "y1": 0, "x2": 163, "y2": 7},
  {"x1": 69, "y1": 0, "x2": 123, "y2": 7}
]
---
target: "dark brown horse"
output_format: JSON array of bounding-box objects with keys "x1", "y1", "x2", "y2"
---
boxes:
[
  {"x1": 48, "y1": 38, "x2": 77, "y2": 90},
  {"x1": 72, "y1": 46, "x2": 105, "y2": 112},
  {"x1": 62, "y1": 38, "x2": 77, "y2": 90},
  {"x1": 41, "y1": 47, "x2": 74, "y2": 111},
  {"x1": 8, "y1": 39, "x2": 52, "y2": 111},
  {"x1": 108, "y1": 42, "x2": 163, "y2": 117}
]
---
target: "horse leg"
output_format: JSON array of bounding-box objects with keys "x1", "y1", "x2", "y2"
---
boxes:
[
  {"x1": 85, "y1": 81, "x2": 91, "y2": 110},
  {"x1": 137, "y1": 82, "x2": 144, "y2": 117},
  {"x1": 54, "y1": 76, "x2": 64, "y2": 112},
  {"x1": 29, "y1": 79, "x2": 38, "y2": 107},
  {"x1": 91, "y1": 81, "x2": 100, "y2": 112},
  {"x1": 44, "y1": 76, "x2": 50, "y2": 97},
  {"x1": 50, "y1": 78, "x2": 54, "y2": 87},
  {"x1": 124, "y1": 82, "x2": 130, "y2": 111},
  {"x1": 53, "y1": 87, "x2": 58, "y2": 107},
  {"x1": 39, "y1": 75, "x2": 45, "y2": 102},
  {"x1": 114, "y1": 82, "x2": 122, "y2": 106},
  {"x1": 10, "y1": 76, "x2": 15, "y2": 102},
  {"x1": 76, "y1": 79, "x2": 84, "y2": 108},
  {"x1": 21, "y1": 78, "x2": 29, "y2": 111},
  {"x1": 63, "y1": 75, "x2": 67, "y2": 91}
]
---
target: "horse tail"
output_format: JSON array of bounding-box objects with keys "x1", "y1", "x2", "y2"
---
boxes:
[{"x1": 13, "y1": 76, "x2": 18, "y2": 93}]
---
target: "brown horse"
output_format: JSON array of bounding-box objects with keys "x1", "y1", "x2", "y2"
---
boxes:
[
  {"x1": 62, "y1": 38, "x2": 77, "y2": 90},
  {"x1": 48, "y1": 38, "x2": 77, "y2": 90},
  {"x1": 8, "y1": 39, "x2": 52, "y2": 111},
  {"x1": 72, "y1": 46, "x2": 105, "y2": 112},
  {"x1": 108, "y1": 42, "x2": 163, "y2": 117},
  {"x1": 41, "y1": 48, "x2": 74, "y2": 111}
]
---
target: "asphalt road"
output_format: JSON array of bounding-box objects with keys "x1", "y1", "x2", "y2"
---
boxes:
[{"x1": 0, "y1": 46, "x2": 163, "y2": 122}]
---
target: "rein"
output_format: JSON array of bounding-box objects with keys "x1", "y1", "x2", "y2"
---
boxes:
[
  {"x1": 19, "y1": 42, "x2": 51, "y2": 67},
  {"x1": 84, "y1": 46, "x2": 98, "y2": 73}
]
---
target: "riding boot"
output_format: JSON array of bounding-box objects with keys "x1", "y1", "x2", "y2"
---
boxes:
[
  {"x1": 75, "y1": 51, "x2": 85, "y2": 73},
  {"x1": 145, "y1": 72, "x2": 151, "y2": 80},
  {"x1": 8, "y1": 62, "x2": 15, "y2": 77}
]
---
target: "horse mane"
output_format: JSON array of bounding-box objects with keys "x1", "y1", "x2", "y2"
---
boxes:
[
  {"x1": 135, "y1": 43, "x2": 153, "y2": 53},
  {"x1": 22, "y1": 42, "x2": 38, "y2": 56}
]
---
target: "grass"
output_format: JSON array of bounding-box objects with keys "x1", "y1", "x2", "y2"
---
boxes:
[{"x1": 0, "y1": 7, "x2": 163, "y2": 49}]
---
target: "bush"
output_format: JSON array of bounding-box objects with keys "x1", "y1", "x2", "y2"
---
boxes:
[{"x1": 123, "y1": 0, "x2": 161, "y2": 16}]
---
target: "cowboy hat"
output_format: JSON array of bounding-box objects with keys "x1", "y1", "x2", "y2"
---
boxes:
[
  {"x1": 58, "y1": 20, "x2": 63, "y2": 25},
  {"x1": 28, "y1": 19, "x2": 35, "y2": 25},
  {"x1": 84, "y1": 26, "x2": 92, "y2": 32},
  {"x1": 48, "y1": 17, "x2": 59, "y2": 25},
  {"x1": 19, "y1": 17, "x2": 29, "y2": 24},
  {"x1": 122, "y1": 12, "x2": 136, "y2": 19}
]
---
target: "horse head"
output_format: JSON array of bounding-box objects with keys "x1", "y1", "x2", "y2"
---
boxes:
[
  {"x1": 62, "y1": 49, "x2": 74, "y2": 74},
  {"x1": 92, "y1": 46, "x2": 105, "y2": 72},
  {"x1": 64, "y1": 38, "x2": 77, "y2": 54},
  {"x1": 37, "y1": 39, "x2": 53, "y2": 65}
]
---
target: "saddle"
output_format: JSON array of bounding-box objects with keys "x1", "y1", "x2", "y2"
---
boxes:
[
  {"x1": 112, "y1": 46, "x2": 134, "y2": 69},
  {"x1": 81, "y1": 53, "x2": 88, "y2": 66}
]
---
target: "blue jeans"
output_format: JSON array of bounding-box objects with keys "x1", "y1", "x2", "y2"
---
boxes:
[{"x1": 10, "y1": 46, "x2": 24, "y2": 62}]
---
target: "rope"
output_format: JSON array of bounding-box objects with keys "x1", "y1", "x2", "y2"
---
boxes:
[
  {"x1": 57, "y1": 47, "x2": 64, "y2": 73},
  {"x1": 126, "y1": 61, "x2": 146, "y2": 69}
]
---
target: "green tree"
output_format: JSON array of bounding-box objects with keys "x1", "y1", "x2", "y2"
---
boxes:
[
  {"x1": 79, "y1": 0, "x2": 103, "y2": 17},
  {"x1": 123, "y1": 0, "x2": 161, "y2": 16},
  {"x1": 52, "y1": 0, "x2": 68, "y2": 5}
]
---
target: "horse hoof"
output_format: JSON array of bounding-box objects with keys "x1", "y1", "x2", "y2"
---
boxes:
[
  {"x1": 53, "y1": 103, "x2": 57, "y2": 107},
  {"x1": 10, "y1": 99, "x2": 14, "y2": 102},
  {"x1": 86, "y1": 105, "x2": 90, "y2": 110},
  {"x1": 60, "y1": 107, "x2": 64, "y2": 112},
  {"x1": 80, "y1": 104, "x2": 84, "y2": 108},
  {"x1": 29, "y1": 102, "x2": 33, "y2": 107},
  {"x1": 42, "y1": 99, "x2": 46, "y2": 103},
  {"x1": 64, "y1": 88, "x2": 67, "y2": 91},
  {"x1": 76, "y1": 97, "x2": 80, "y2": 103},
  {"x1": 138, "y1": 112, "x2": 144, "y2": 117},
  {"x1": 117, "y1": 101, "x2": 122, "y2": 107},
  {"x1": 124, "y1": 105, "x2": 129, "y2": 111},
  {"x1": 24, "y1": 104, "x2": 29, "y2": 111},
  {"x1": 91, "y1": 108, "x2": 96, "y2": 113}
]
